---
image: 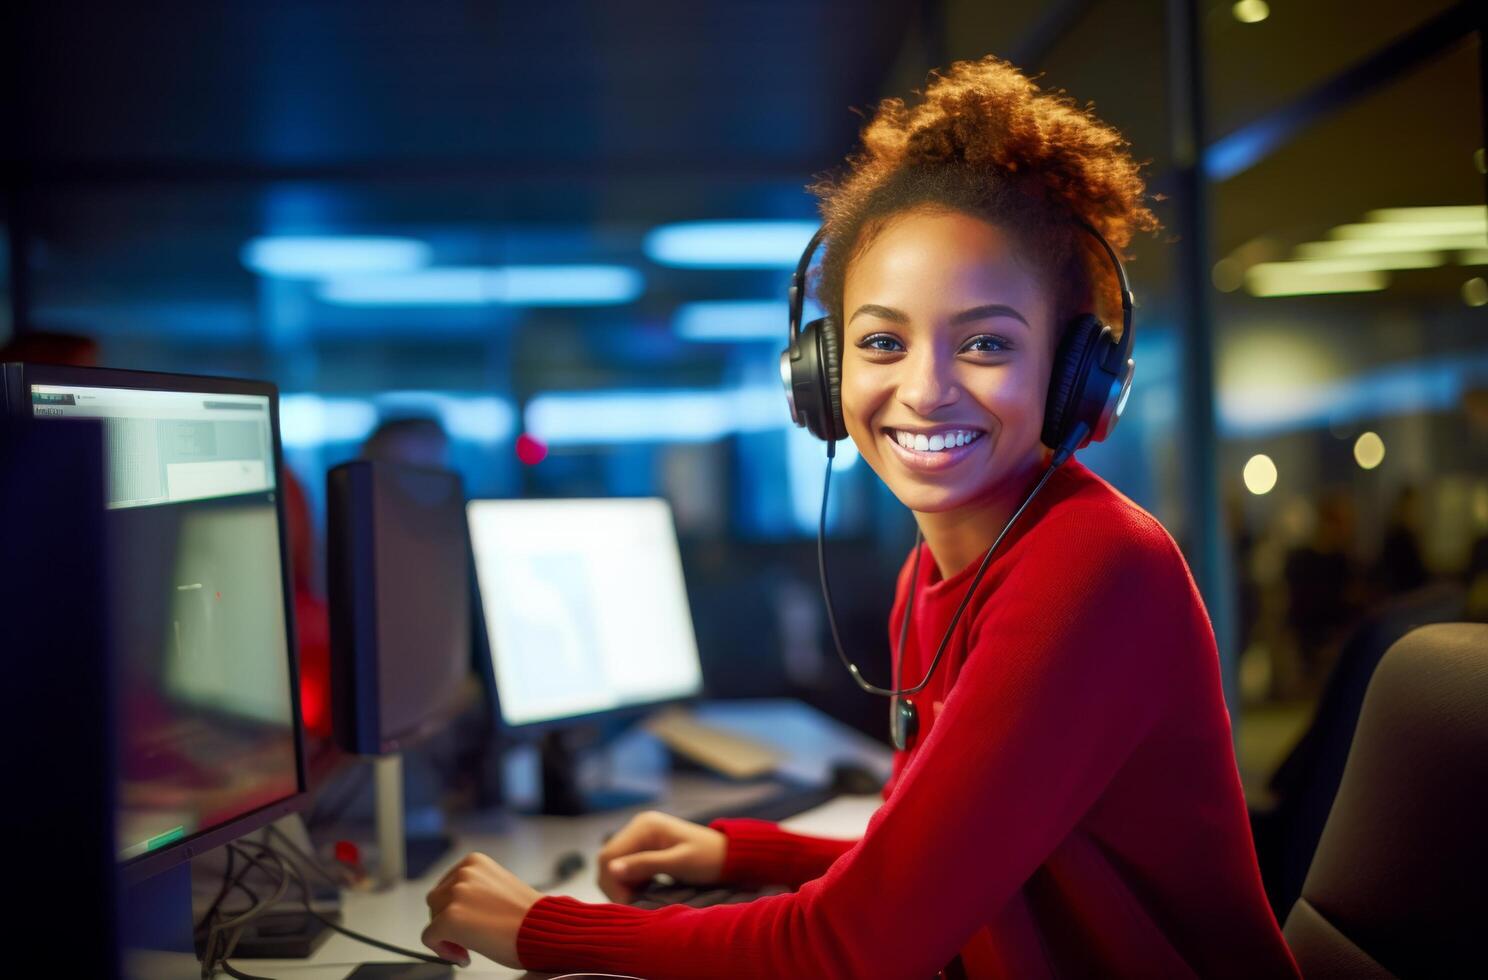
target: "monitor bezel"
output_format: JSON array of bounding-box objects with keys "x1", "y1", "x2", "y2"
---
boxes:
[
  {"x1": 4, "y1": 362, "x2": 309, "y2": 884},
  {"x1": 466, "y1": 495, "x2": 707, "y2": 736}
]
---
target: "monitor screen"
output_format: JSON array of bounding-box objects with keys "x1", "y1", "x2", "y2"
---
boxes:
[
  {"x1": 28, "y1": 378, "x2": 301, "y2": 867},
  {"x1": 327, "y1": 461, "x2": 472, "y2": 754},
  {"x1": 467, "y1": 498, "x2": 704, "y2": 727}
]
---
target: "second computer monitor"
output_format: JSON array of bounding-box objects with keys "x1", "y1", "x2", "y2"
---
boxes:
[
  {"x1": 467, "y1": 497, "x2": 704, "y2": 729},
  {"x1": 327, "y1": 460, "x2": 472, "y2": 756}
]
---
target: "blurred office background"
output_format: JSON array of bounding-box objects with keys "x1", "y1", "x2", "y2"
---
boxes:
[{"x1": 5, "y1": 0, "x2": 1485, "y2": 893}]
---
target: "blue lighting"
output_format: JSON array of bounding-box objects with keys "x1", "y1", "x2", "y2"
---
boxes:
[
  {"x1": 1203, "y1": 115, "x2": 1290, "y2": 182},
  {"x1": 644, "y1": 221, "x2": 819, "y2": 268},
  {"x1": 497, "y1": 265, "x2": 644, "y2": 305},
  {"x1": 319, "y1": 268, "x2": 488, "y2": 305},
  {"x1": 675, "y1": 301, "x2": 788, "y2": 341},
  {"x1": 241, "y1": 236, "x2": 431, "y2": 279},
  {"x1": 525, "y1": 386, "x2": 863, "y2": 455},
  {"x1": 672, "y1": 299, "x2": 822, "y2": 342},
  {"x1": 1218, "y1": 352, "x2": 1488, "y2": 437},
  {"x1": 279, "y1": 391, "x2": 517, "y2": 448},
  {"x1": 279, "y1": 394, "x2": 379, "y2": 448},
  {"x1": 318, "y1": 265, "x2": 643, "y2": 306}
]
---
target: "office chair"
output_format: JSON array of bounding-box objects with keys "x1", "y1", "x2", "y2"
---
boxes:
[
  {"x1": 1252, "y1": 581, "x2": 1468, "y2": 917},
  {"x1": 1282, "y1": 622, "x2": 1487, "y2": 978}
]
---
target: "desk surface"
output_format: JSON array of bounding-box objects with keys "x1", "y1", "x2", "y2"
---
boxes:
[{"x1": 254, "y1": 700, "x2": 889, "y2": 979}]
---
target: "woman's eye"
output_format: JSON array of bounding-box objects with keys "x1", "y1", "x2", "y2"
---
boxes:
[
  {"x1": 858, "y1": 334, "x2": 905, "y2": 353},
  {"x1": 961, "y1": 335, "x2": 1011, "y2": 354}
]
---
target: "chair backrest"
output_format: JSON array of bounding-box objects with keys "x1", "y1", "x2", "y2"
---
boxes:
[{"x1": 1283, "y1": 622, "x2": 1488, "y2": 978}]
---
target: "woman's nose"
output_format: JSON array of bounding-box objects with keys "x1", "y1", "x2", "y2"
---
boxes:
[{"x1": 896, "y1": 348, "x2": 959, "y2": 416}]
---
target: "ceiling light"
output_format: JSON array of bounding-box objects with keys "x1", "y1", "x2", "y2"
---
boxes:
[
  {"x1": 1244, "y1": 268, "x2": 1388, "y2": 297},
  {"x1": 1295, "y1": 235, "x2": 1487, "y2": 258},
  {"x1": 1464, "y1": 277, "x2": 1488, "y2": 308},
  {"x1": 241, "y1": 236, "x2": 431, "y2": 279},
  {"x1": 643, "y1": 221, "x2": 819, "y2": 268},
  {"x1": 1365, "y1": 206, "x2": 1486, "y2": 224},
  {"x1": 495, "y1": 266, "x2": 643, "y2": 305},
  {"x1": 1331, "y1": 219, "x2": 1487, "y2": 240},
  {"x1": 318, "y1": 265, "x2": 643, "y2": 306},
  {"x1": 1252, "y1": 254, "x2": 1444, "y2": 276},
  {"x1": 674, "y1": 301, "x2": 801, "y2": 342}
]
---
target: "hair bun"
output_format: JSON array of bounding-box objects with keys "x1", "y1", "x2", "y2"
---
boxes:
[{"x1": 846, "y1": 56, "x2": 1156, "y2": 252}]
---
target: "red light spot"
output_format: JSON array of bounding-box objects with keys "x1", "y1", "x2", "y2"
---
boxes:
[
  {"x1": 515, "y1": 432, "x2": 548, "y2": 466},
  {"x1": 334, "y1": 840, "x2": 361, "y2": 868},
  {"x1": 215, "y1": 591, "x2": 221, "y2": 600}
]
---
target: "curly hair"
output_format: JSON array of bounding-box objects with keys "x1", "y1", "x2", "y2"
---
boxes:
[{"x1": 810, "y1": 56, "x2": 1159, "y2": 344}]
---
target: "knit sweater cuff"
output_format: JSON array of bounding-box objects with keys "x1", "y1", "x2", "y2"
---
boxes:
[
  {"x1": 516, "y1": 894, "x2": 663, "y2": 974},
  {"x1": 709, "y1": 817, "x2": 853, "y2": 887}
]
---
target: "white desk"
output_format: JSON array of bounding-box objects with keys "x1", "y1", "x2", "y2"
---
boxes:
[{"x1": 253, "y1": 700, "x2": 889, "y2": 980}]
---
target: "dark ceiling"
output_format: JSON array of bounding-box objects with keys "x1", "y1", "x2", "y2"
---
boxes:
[{"x1": 3, "y1": 0, "x2": 1482, "y2": 378}]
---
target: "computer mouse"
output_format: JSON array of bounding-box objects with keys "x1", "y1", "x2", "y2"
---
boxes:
[{"x1": 830, "y1": 761, "x2": 885, "y2": 796}]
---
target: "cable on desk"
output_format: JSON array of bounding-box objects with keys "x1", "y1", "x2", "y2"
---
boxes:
[
  {"x1": 209, "y1": 844, "x2": 294, "y2": 979},
  {"x1": 219, "y1": 960, "x2": 277, "y2": 980},
  {"x1": 233, "y1": 838, "x2": 456, "y2": 967},
  {"x1": 264, "y1": 824, "x2": 353, "y2": 889}
]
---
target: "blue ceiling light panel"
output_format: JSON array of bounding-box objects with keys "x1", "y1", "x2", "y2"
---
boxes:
[
  {"x1": 317, "y1": 265, "x2": 644, "y2": 307},
  {"x1": 643, "y1": 221, "x2": 820, "y2": 269},
  {"x1": 240, "y1": 236, "x2": 432, "y2": 279}
]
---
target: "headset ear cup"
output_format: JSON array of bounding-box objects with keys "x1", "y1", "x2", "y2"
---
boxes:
[
  {"x1": 815, "y1": 316, "x2": 847, "y2": 442},
  {"x1": 1042, "y1": 315, "x2": 1103, "y2": 450}
]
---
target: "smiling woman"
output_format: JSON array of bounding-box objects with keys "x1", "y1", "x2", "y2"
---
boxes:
[{"x1": 426, "y1": 56, "x2": 1301, "y2": 979}]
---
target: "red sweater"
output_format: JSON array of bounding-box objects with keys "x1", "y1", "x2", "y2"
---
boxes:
[{"x1": 518, "y1": 460, "x2": 1299, "y2": 978}]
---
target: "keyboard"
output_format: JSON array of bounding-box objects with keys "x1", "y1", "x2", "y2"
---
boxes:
[
  {"x1": 627, "y1": 878, "x2": 791, "y2": 910},
  {"x1": 685, "y1": 781, "x2": 840, "y2": 826}
]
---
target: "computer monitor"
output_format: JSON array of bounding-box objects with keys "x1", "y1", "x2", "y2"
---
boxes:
[
  {"x1": 466, "y1": 497, "x2": 704, "y2": 814},
  {"x1": 467, "y1": 497, "x2": 704, "y2": 729},
  {"x1": 327, "y1": 460, "x2": 472, "y2": 757},
  {"x1": 2, "y1": 363, "x2": 306, "y2": 884}
]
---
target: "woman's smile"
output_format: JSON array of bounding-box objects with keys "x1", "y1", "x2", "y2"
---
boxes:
[{"x1": 882, "y1": 424, "x2": 989, "y2": 472}]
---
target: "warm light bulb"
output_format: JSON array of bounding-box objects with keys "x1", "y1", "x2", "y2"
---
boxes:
[
  {"x1": 1244, "y1": 454, "x2": 1278, "y2": 495},
  {"x1": 1232, "y1": 0, "x2": 1270, "y2": 24},
  {"x1": 1353, "y1": 432, "x2": 1385, "y2": 470}
]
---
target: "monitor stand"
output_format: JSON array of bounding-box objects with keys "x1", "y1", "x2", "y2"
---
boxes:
[
  {"x1": 538, "y1": 727, "x2": 655, "y2": 816},
  {"x1": 122, "y1": 863, "x2": 199, "y2": 980},
  {"x1": 373, "y1": 752, "x2": 454, "y2": 885}
]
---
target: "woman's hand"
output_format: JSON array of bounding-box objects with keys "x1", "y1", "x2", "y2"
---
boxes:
[
  {"x1": 422, "y1": 852, "x2": 540, "y2": 969},
  {"x1": 597, "y1": 810, "x2": 728, "y2": 902}
]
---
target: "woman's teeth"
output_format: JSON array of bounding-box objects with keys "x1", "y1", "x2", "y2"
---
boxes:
[{"x1": 892, "y1": 429, "x2": 983, "y2": 453}]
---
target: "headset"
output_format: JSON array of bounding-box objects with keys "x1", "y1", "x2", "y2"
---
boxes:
[{"x1": 780, "y1": 219, "x2": 1137, "y2": 750}]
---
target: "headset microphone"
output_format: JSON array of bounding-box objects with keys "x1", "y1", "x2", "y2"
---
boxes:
[{"x1": 787, "y1": 219, "x2": 1135, "y2": 751}]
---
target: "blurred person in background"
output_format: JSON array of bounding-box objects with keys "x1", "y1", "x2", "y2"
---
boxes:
[
  {"x1": 1282, "y1": 488, "x2": 1362, "y2": 695},
  {"x1": 361, "y1": 414, "x2": 451, "y2": 470},
  {"x1": 1373, "y1": 484, "x2": 1429, "y2": 596},
  {"x1": 419, "y1": 57, "x2": 1297, "y2": 978}
]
